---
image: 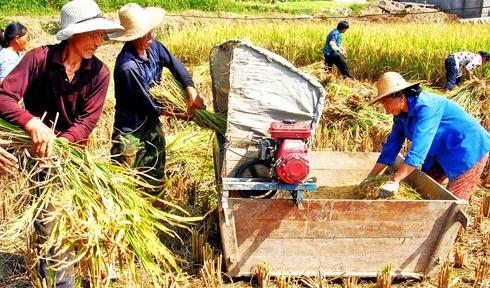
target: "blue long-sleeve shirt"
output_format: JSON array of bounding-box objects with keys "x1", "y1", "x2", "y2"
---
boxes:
[
  {"x1": 378, "y1": 91, "x2": 490, "y2": 180},
  {"x1": 113, "y1": 40, "x2": 194, "y2": 132},
  {"x1": 322, "y1": 28, "x2": 342, "y2": 57}
]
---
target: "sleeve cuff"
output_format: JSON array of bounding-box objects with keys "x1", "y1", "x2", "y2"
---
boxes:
[
  {"x1": 18, "y1": 114, "x2": 35, "y2": 129},
  {"x1": 404, "y1": 150, "x2": 425, "y2": 168},
  {"x1": 58, "y1": 132, "x2": 76, "y2": 143}
]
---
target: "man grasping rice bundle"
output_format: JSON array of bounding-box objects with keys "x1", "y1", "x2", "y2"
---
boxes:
[
  {"x1": 367, "y1": 72, "x2": 490, "y2": 200},
  {"x1": 109, "y1": 3, "x2": 205, "y2": 190},
  {"x1": 0, "y1": 0, "x2": 122, "y2": 286}
]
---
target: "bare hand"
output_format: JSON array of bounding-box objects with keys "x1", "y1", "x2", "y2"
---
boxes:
[
  {"x1": 0, "y1": 146, "x2": 18, "y2": 176},
  {"x1": 25, "y1": 117, "x2": 56, "y2": 158},
  {"x1": 188, "y1": 93, "x2": 207, "y2": 110}
]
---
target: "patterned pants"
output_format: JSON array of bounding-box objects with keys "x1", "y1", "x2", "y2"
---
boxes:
[
  {"x1": 446, "y1": 153, "x2": 489, "y2": 201},
  {"x1": 427, "y1": 153, "x2": 489, "y2": 200},
  {"x1": 111, "y1": 124, "x2": 166, "y2": 193}
]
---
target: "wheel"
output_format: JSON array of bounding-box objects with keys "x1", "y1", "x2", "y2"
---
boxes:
[{"x1": 234, "y1": 159, "x2": 277, "y2": 199}]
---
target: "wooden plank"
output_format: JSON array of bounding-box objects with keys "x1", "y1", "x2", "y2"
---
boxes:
[
  {"x1": 393, "y1": 157, "x2": 458, "y2": 200},
  {"x1": 230, "y1": 199, "x2": 453, "y2": 239},
  {"x1": 308, "y1": 151, "x2": 379, "y2": 170},
  {"x1": 218, "y1": 205, "x2": 240, "y2": 266},
  {"x1": 227, "y1": 238, "x2": 431, "y2": 277},
  {"x1": 424, "y1": 203, "x2": 467, "y2": 277}
]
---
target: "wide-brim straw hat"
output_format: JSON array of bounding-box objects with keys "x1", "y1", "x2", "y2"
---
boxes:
[
  {"x1": 109, "y1": 3, "x2": 165, "y2": 42},
  {"x1": 369, "y1": 72, "x2": 423, "y2": 105},
  {"x1": 56, "y1": 0, "x2": 124, "y2": 41}
]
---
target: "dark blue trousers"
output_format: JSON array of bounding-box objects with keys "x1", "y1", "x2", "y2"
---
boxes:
[
  {"x1": 445, "y1": 55, "x2": 461, "y2": 90},
  {"x1": 324, "y1": 54, "x2": 352, "y2": 78}
]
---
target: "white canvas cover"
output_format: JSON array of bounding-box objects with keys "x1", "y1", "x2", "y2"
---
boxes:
[{"x1": 210, "y1": 39, "x2": 326, "y2": 145}]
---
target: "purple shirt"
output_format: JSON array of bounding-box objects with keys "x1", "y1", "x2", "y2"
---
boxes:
[{"x1": 0, "y1": 42, "x2": 109, "y2": 144}]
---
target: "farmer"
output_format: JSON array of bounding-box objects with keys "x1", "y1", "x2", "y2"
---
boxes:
[
  {"x1": 322, "y1": 20, "x2": 351, "y2": 78},
  {"x1": 0, "y1": 0, "x2": 122, "y2": 286},
  {"x1": 367, "y1": 72, "x2": 490, "y2": 200},
  {"x1": 444, "y1": 51, "x2": 490, "y2": 90},
  {"x1": 109, "y1": 3, "x2": 205, "y2": 190},
  {"x1": 0, "y1": 22, "x2": 29, "y2": 85}
]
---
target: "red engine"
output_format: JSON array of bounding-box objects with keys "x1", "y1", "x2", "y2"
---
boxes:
[{"x1": 268, "y1": 121, "x2": 311, "y2": 184}]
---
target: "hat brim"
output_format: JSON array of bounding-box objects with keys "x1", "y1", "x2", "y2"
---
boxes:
[
  {"x1": 108, "y1": 8, "x2": 164, "y2": 42},
  {"x1": 369, "y1": 81, "x2": 423, "y2": 105},
  {"x1": 56, "y1": 18, "x2": 124, "y2": 41}
]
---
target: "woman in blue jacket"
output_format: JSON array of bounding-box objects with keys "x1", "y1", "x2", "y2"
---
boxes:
[{"x1": 368, "y1": 72, "x2": 489, "y2": 200}]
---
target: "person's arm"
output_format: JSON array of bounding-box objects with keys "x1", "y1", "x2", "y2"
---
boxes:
[
  {"x1": 328, "y1": 31, "x2": 345, "y2": 56},
  {"x1": 157, "y1": 42, "x2": 206, "y2": 110},
  {"x1": 329, "y1": 40, "x2": 342, "y2": 54},
  {"x1": 464, "y1": 67, "x2": 474, "y2": 80},
  {"x1": 368, "y1": 162, "x2": 388, "y2": 178},
  {"x1": 185, "y1": 86, "x2": 206, "y2": 111},
  {"x1": 0, "y1": 47, "x2": 56, "y2": 157},
  {"x1": 376, "y1": 119, "x2": 406, "y2": 167},
  {"x1": 57, "y1": 64, "x2": 110, "y2": 143},
  {"x1": 464, "y1": 56, "x2": 482, "y2": 81}
]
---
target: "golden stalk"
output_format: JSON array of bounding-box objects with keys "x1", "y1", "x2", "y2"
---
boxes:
[
  {"x1": 376, "y1": 263, "x2": 393, "y2": 288},
  {"x1": 453, "y1": 246, "x2": 464, "y2": 268},
  {"x1": 481, "y1": 193, "x2": 490, "y2": 218},
  {"x1": 474, "y1": 257, "x2": 489, "y2": 287},
  {"x1": 438, "y1": 259, "x2": 451, "y2": 288},
  {"x1": 256, "y1": 262, "x2": 271, "y2": 288}
]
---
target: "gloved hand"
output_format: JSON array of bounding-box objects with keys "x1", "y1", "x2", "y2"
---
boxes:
[{"x1": 379, "y1": 181, "x2": 399, "y2": 198}]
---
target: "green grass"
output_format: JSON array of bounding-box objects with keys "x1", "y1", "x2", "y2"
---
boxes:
[
  {"x1": 221, "y1": 1, "x2": 368, "y2": 15},
  {"x1": 0, "y1": 0, "x2": 366, "y2": 15}
]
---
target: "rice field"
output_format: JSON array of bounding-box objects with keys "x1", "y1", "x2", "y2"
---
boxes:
[
  {"x1": 160, "y1": 21, "x2": 490, "y2": 85},
  {"x1": 0, "y1": 9, "x2": 489, "y2": 288}
]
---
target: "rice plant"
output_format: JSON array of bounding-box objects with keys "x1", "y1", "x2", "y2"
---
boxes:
[
  {"x1": 376, "y1": 263, "x2": 393, "y2": 288},
  {"x1": 150, "y1": 76, "x2": 227, "y2": 135},
  {"x1": 158, "y1": 22, "x2": 490, "y2": 85}
]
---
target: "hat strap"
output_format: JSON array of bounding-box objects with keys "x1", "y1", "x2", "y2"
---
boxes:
[{"x1": 76, "y1": 13, "x2": 106, "y2": 24}]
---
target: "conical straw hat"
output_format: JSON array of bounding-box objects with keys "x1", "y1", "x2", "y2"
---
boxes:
[
  {"x1": 370, "y1": 72, "x2": 422, "y2": 105},
  {"x1": 109, "y1": 3, "x2": 165, "y2": 42}
]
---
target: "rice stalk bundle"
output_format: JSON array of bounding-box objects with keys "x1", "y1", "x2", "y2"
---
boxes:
[
  {"x1": 453, "y1": 245, "x2": 464, "y2": 268},
  {"x1": 161, "y1": 124, "x2": 215, "y2": 208},
  {"x1": 0, "y1": 119, "x2": 201, "y2": 286},
  {"x1": 352, "y1": 175, "x2": 423, "y2": 200},
  {"x1": 313, "y1": 78, "x2": 392, "y2": 152},
  {"x1": 438, "y1": 259, "x2": 451, "y2": 288},
  {"x1": 150, "y1": 77, "x2": 227, "y2": 135},
  {"x1": 474, "y1": 257, "x2": 488, "y2": 287},
  {"x1": 376, "y1": 263, "x2": 393, "y2": 288},
  {"x1": 446, "y1": 80, "x2": 490, "y2": 128},
  {"x1": 255, "y1": 262, "x2": 271, "y2": 288}
]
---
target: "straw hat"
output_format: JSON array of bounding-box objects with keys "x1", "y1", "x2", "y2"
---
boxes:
[
  {"x1": 109, "y1": 3, "x2": 165, "y2": 42},
  {"x1": 370, "y1": 72, "x2": 422, "y2": 105},
  {"x1": 56, "y1": 0, "x2": 123, "y2": 41}
]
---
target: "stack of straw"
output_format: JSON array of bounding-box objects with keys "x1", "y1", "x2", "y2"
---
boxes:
[{"x1": 0, "y1": 119, "x2": 201, "y2": 286}]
